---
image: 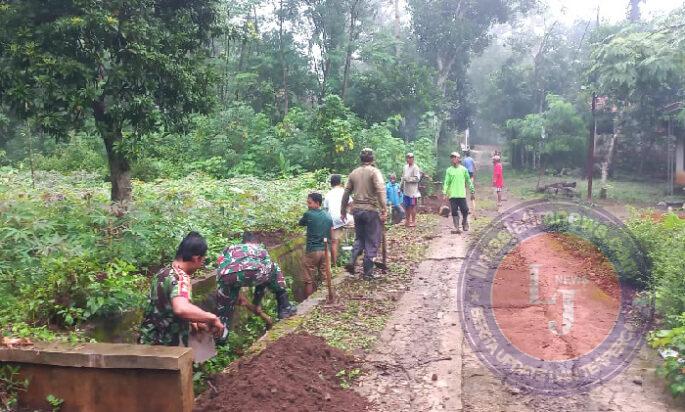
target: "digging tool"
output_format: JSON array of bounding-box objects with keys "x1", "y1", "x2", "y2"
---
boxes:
[
  {"x1": 323, "y1": 238, "x2": 335, "y2": 303},
  {"x1": 471, "y1": 195, "x2": 477, "y2": 220},
  {"x1": 374, "y1": 219, "x2": 389, "y2": 273},
  {"x1": 237, "y1": 291, "x2": 274, "y2": 328}
]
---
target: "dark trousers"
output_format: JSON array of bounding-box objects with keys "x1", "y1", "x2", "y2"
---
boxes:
[
  {"x1": 351, "y1": 209, "x2": 382, "y2": 266},
  {"x1": 449, "y1": 198, "x2": 469, "y2": 221}
]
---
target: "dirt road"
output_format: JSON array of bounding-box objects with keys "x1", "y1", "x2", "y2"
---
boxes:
[{"x1": 356, "y1": 149, "x2": 685, "y2": 411}]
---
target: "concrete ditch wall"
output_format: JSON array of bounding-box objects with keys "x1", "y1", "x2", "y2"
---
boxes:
[
  {"x1": 0, "y1": 342, "x2": 193, "y2": 412},
  {"x1": 88, "y1": 236, "x2": 308, "y2": 343}
]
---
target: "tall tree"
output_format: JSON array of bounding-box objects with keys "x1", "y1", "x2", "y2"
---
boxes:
[
  {"x1": 0, "y1": 0, "x2": 218, "y2": 201},
  {"x1": 407, "y1": 0, "x2": 534, "y2": 139}
]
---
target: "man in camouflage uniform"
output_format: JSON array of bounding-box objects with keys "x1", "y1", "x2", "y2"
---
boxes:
[
  {"x1": 216, "y1": 232, "x2": 297, "y2": 336},
  {"x1": 140, "y1": 232, "x2": 224, "y2": 346}
]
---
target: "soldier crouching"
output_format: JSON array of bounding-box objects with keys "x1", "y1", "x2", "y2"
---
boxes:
[{"x1": 216, "y1": 232, "x2": 297, "y2": 339}]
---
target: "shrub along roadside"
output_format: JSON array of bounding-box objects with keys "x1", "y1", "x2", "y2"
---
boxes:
[
  {"x1": 628, "y1": 213, "x2": 685, "y2": 396},
  {"x1": 0, "y1": 168, "x2": 327, "y2": 338}
]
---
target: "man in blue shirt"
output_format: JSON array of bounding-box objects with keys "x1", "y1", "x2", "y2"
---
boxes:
[
  {"x1": 386, "y1": 174, "x2": 404, "y2": 224},
  {"x1": 462, "y1": 150, "x2": 476, "y2": 181}
]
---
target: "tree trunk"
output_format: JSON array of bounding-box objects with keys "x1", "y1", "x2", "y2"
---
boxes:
[
  {"x1": 93, "y1": 101, "x2": 132, "y2": 202},
  {"x1": 342, "y1": 0, "x2": 360, "y2": 100},
  {"x1": 601, "y1": 115, "x2": 621, "y2": 186},
  {"x1": 278, "y1": 0, "x2": 289, "y2": 115},
  {"x1": 393, "y1": 0, "x2": 401, "y2": 57}
]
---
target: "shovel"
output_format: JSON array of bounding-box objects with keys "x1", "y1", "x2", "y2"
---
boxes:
[
  {"x1": 471, "y1": 195, "x2": 477, "y2": 220},
  {"x1": 237, "y1": 291, "x2": 274, "y2": 328},
  {"x1": 374, "y1": 217, "x2": 388, "y2": 273},
  {"x1": 323, "y1": 238, "x2": 335, "y2": 303}
]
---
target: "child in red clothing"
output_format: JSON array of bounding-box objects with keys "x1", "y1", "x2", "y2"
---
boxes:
[{"x1": 492, "y1": 155, "x2": 504, "y2": 208}]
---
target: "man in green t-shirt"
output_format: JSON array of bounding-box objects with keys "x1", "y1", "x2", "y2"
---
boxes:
[
  {"x1": 443, "y1": 152, "x2": 476, "y2": 234},
  {"x1": 298, "y1": 192, "x2": 334, "y2": 298}
]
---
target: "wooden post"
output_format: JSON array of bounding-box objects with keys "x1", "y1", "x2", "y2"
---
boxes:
[
  {"x1": 587, "y1": 94, "x2": 597, "y2": 201},
  {"x1": 323, "y1": 238, "x2": 334, "y2": 303}
]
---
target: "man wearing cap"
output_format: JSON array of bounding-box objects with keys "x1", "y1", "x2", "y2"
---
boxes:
[
  {"x1": 443, "y1": 152, "x2": 475, "y2": 234},
  {"x1": 400, "y1": 153, "x2": 421, "y2": 228},
  {"x1": 341, "y1": 148, "x2": 387, "y2": 279}
]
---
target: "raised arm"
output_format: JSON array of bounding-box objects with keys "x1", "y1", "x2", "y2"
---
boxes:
[{"x1": 465, "y1": 168, "x2": 475, "y2": 194}]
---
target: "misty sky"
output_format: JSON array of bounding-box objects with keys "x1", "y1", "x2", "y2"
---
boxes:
[{"x1": 548, "y1": 0, "x2": 684, "y2": 23}]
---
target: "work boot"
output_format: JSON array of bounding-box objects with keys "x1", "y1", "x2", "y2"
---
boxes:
[
  {"x1": 275, "y1": 291, "x2": 297, "y2": 319},
  {"x1": 362, "y1": 259, "x2": 376, "y2": 280},
  {"x1": 451, "y1": 215, "x2": 462, "y2": 234},
  {"x1": 344, "y1": 262, "x2": 356, "y2": 275},
  {"x1": 462, "y1": 218, "x2": 469, "y2": 232}
]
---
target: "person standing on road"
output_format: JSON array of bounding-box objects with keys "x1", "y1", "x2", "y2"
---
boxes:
[
  {"x1": 139, "y1": 232, "x2": 224, "y2": 346},
  {"x1": 401, "y1": 153, "x2": 421, "y2": 228},
  {"x1": 341, "y1": 148, "x2": 387, "y2": 279},
  {"x1": 492, "y1": 155, "x2": 504, "y2": 209},
  {"x1": 386, "y1": 173, "x2": 404, "y2": 224},
  {"x1": 443, "y1": 152, "x2": 475, "y2": 234},
  {"x1": 323, "y1": 174, "x2": 352, "y2": 266},
  {"x1": 298, "y1": 192, "x2": 334, "y2": 298},
  {"x1": 462, "y1": 150, "x2": 476, "y2": 181}
]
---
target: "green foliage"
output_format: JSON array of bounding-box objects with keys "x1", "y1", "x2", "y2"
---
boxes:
[
  {"x1": 46, "y1": 394, "x2": 64, "y2": 411},
  {"x1": 0, "y1": 168, "x2": 327, "y2": 335},
  {"x1": 0, "y1": 0, "x2": 221, "y2": 200},
  {"x1": 0, "y1": 365, "x2": 28, "y2": 411},
  {"x1": 649, "y1": 313, "x2": 685, "y2": 397},
  {"x1": 504, "y1": 94, "x2": 585, "y2": 169},
  {"x1": 628, "y1": 213, "x2": 685, "y2": 325}
]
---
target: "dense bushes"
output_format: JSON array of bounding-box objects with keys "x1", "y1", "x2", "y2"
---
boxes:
[
  {"x1": 628, "y1": 213, "x2": 685, "y2": 396},
  {"x1": 2, "y1": 96, "x2": 436, "y2": 184},
  {"x1": 0, "y1": 168, "x2": 327, "y2": 336}
]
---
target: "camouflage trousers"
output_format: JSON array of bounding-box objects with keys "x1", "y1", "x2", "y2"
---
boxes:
[{"x1": 216, "y1": 265, "x2": 287, "y2": 331}]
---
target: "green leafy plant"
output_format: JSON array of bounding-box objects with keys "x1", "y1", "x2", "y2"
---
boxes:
[
  {"x1": 46, "y1": 394, "x2": 64, "y2": 411},
  {"x1": 0, "y1": 365, "x2": 28, "y2": 410}
]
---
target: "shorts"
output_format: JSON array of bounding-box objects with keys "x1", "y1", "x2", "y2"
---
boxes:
[
  {"x1": 302, "y1": 251, "x2": 327, "y2": 285},
  {"x1": 468, "y1": 171, "x2": 474, "y2": 178},
  {"x1": 403, "y1": 195, "x2": 418, "y2": 208},
  {"x1": 495, "y1": 187, "x2": 503, "y2": 192},
  {"x1": 332, "y1": 227, "x2": 345, "y2": 241}
]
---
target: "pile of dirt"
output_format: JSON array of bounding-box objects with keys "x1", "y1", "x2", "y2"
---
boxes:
[{"x1": 194, "y1": 333, "x2": 371, "y2": 412}]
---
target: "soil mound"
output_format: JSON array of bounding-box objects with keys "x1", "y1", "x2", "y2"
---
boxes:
[{"x1": 194, "y1": 333, "x2": 371, "y2": 412}]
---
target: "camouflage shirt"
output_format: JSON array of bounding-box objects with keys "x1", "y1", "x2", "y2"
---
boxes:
[
  {"x1": 217, "y1": 243, "x2": 277, "y2": 284},
  {"x1": 139, "y1": 265, "x2": 192, "y2": 346}
]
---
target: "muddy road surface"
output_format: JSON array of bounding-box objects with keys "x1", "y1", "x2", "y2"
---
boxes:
[{"x1": 356, "y1": 148, "x2": 684, "y2": 411}]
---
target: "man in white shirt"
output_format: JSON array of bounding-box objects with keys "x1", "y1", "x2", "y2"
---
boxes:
[
  {"x1": 323, "y1": 174, "x2": 352, "y2": 265},
  {"x1": 400, "y1": 153, "x2": 422, "y2": 228}
]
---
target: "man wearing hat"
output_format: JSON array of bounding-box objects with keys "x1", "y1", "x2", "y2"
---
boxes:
[
  {"x1": 400, "y1": 152, "x2": 422, "y2": 228},
  {"x1": 443, "y1": 152, "x2": 475, "y2": 234},
  {"x1": 341, "y1": 148, "x2": 387, "y2": 279}
]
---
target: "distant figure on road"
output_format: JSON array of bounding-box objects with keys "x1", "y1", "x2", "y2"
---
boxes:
[
  {"x1": 298, "y1": 192, "x2": 334, "y2": 298},
  {"x1": 386, "y1": 173, "x2": 404, "y2": 224},
  {"x1": 443, "y1": 152, "x2": 475, "y2": 234},
  {"x1": 139, "y1": 232, "x2": 224, "y2": 346},
  {"x1": 462, "y1": 150, "x2": 476, "y2": 181},
  {"x1": 341, "y1": 148, "x2": 387, "y2": 279},
  {"x1": 401, "y1": 153, "x2": 421, "y2": 228},
  {"x1": 323, "y1": 174, "x2": 352, "y2": 266},
  {"x1": 492, "y1": 155, "x2": 504, "y2": 209},
  {"x1": 216, "y1": 232, "x2": 297, "y2": 340}
]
